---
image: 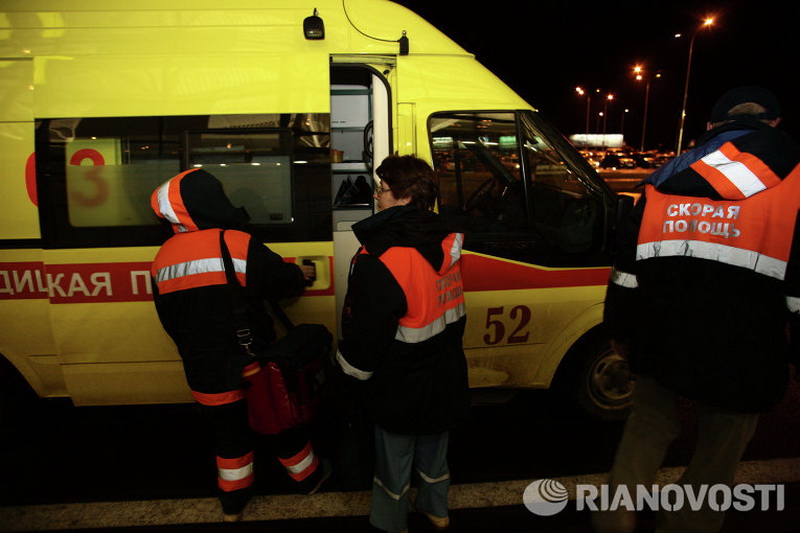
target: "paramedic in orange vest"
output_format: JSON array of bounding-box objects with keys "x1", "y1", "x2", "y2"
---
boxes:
[
  {"x1": 150, "y1": 169, "x2": 328, "y2": 522},
  {"x1": 595, "y1": 86, "x2": 800, "y2": 533},
  {"x1": 336, "y1": 155, "x2": 470, "y2": 533}
]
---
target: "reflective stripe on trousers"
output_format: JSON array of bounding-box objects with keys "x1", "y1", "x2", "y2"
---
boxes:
[
  {"x1": 278, "y1": 441, "x2": 319, "y2": 481},
  {"x1": 217, "y1": 451, "x2": 255, "y2": 492}
]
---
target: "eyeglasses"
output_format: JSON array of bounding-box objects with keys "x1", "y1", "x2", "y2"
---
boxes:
[{"x1": 375, "y1": 184, "x2": 391, "y2": 195}]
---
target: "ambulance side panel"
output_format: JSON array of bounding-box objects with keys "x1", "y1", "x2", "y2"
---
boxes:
[{"x1": 0, "y1": 1, "x2": 625, "y2": 416}]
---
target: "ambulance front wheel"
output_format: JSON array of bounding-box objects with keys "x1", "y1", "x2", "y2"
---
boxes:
[{"x1": 562, "y1": 334, "x2": 634, "y2": 421}]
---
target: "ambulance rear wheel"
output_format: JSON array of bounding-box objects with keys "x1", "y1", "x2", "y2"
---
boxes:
[{"x1": 562, "y1": 334, "x2": 634, "y2": 420}]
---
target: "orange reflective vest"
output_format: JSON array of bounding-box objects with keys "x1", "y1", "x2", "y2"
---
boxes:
[
  {"x1": 363, "y1": 232, "x2": 466, "y2": 344},
  {"x1": 151, "y1": 228, "x2": 250, "y2": 295},
  {"x1": 637, "y1": 168, "x2": 800, "y2": 281}
]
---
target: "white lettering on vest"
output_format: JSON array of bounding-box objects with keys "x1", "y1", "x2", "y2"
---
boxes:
[{"x1": 663, "y1": 202, "x2": 742, "y2": 239}]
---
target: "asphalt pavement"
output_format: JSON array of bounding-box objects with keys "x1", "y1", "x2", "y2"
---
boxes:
[{"x1": 4, "y1": 479, "x2": 798, "y2": 532}]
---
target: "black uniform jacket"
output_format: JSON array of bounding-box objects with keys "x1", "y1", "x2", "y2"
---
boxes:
[
  {"x1": 605, "y1": 121, "x2": 800, "y2": 413},
  {"x1": 337, "y1": 205, "x2": 470, "y2": 435},
  {"x1": 150, "y1": 169, "x2": 307, "y2": 396}
]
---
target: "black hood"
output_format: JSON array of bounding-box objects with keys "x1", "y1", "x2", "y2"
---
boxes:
[
  {"x1": 353, "y1": 205, "x2": 463, "y2": 274},
  {"x1": 151, "y1": 169, "x2": 250, "y2": 233}
]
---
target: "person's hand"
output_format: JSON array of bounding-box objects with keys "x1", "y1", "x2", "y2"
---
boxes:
[{"x1": 299, "y1": 264, "x2": 316, "y2": 282}]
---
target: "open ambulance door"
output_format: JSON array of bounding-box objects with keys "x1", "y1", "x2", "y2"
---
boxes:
[{"x1": 329, "y1": 60, "x2": 393, "y2": 337}]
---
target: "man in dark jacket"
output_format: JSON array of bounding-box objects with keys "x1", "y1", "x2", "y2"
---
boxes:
[
  {"x1": 150, "y1": 169, "x2": 327, "y2": 521},
  {"x1": 594, "y1": 86, "x2": 800, "y2": 533},
  {"x1": 337, "y1": 155, "x2": 470, "y2": 533}
]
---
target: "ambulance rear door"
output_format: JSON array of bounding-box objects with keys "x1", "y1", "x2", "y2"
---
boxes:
[{"x1": 0, "y1": 58, "x2": 60, "y2": 398}]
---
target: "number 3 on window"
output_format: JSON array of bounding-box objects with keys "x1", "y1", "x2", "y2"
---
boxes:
[
  {"x1": 483, "y1": 305, "x2": 531, "y2": 345},
  {"x1": 69, "y1": 148, "x2": 109, "y2": 207}
]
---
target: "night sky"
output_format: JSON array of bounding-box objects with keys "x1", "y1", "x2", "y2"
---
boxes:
[{"x1": 393, "y1": 0, "x2": 800, "y2": 153}]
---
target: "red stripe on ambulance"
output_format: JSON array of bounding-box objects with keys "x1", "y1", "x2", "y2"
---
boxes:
[
  {"x1": 2, "y1": 255, "x2": 601, "y2": 302},
  {"x1": 0, "y1": 262, "x2": 154, "y2": 303},
  {"x1": 1, "y1": 257, "x2": 334, "y2": 302},
  {"x1": 460, "y1": 254, "x2": 610, "y2": 291}
]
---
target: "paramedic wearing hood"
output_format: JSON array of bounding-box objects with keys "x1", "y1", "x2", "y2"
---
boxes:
[
  {"x1": 594, "y1": 87, "x2": 800, "y2": 533},
  {"x1": 337, "y1": 155, "x2": 469, "y2": 533},
  {"x1": 150, "y1": 169, "x2": 326, "y2": 522}
]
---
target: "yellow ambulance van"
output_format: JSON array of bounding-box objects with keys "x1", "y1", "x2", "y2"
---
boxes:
[{"x1": 0, "y1": 0, "x2": 633, "y2": 420}]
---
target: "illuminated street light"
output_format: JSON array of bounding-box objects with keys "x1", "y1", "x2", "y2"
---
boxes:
[
  {"x1": 576, "y1": 87, "x2": 609, "y2": 149},
  {"x1": 634, "y1": 65, "x2": 662, "y2": 152},
  {"x1": 676, "y1": 16, "x2": 714, "y2": 154}
]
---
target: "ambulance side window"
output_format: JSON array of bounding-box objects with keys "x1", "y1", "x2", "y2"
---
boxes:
[
  {"x1": 35, "y1": 114, "x2": 331, "y2": 248},
  {"x1": 184, "y1": 129, "x2": 294, "y2": 226}
]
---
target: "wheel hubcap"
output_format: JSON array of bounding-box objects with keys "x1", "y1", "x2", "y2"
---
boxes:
[{"x1": 589, "y1": 352, "x2": 633, "y2": 406}]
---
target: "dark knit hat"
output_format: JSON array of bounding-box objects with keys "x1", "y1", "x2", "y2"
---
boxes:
[{"x1": 710, "y1": 86, "x2": 781, "y2": 123}]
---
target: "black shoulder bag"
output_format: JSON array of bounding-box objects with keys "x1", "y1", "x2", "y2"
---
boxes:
[{"x1": 219, "y1": 230, "x2": 333, "y2": 434}]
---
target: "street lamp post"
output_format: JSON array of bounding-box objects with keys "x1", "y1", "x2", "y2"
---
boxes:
[
  {"x1": 621, "y1": 108, "x2": 629, "y2": 140},
  {"x1": 675, "y1": 17, "x2": 714, "y2": 155},
  {"x1": 603, "y1": 94, "x2": 613, "y2": 132},
  {"x1": 602, "y1": 93, "x2": 613, "y2": 150},
  {"x1": 575, "y1": 87, "x2": 591, "y2": 149},
  {"x1": 634, "y1": 66, "x2": 661, "y2": 152}
]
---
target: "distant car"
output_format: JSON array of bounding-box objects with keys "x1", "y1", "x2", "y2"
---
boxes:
[
  {"x1": 652, "y1": 153, "x2": 673, "y2": 167},
  {"x1": 600, "y1": 152, "x2": 636, "y2": 169},
  {"x1": 579, "y1": 150, "x2": 601, "y2": 168},
  {"x1": 600, "y1": 153, "x2": 620, "y2": 169},
  {"x1": 632, "y1": 152, "x2": 655, "y2": 168}
]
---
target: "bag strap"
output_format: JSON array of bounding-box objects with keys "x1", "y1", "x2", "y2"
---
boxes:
[
  {"x1": 219, "y1": 230, "x2": 296, "y2": 338},
  {"x1": 269, "y1": 297, "x2": 295, "y2": 331},
  {"x1": 219, "y1": 230, "x2": 256, "y2": 355}
]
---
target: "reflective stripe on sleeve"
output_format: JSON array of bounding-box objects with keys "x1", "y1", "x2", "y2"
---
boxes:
[
  {"x1": 335, "y1": 349, "x2": 374, "y2": 381},
  {"x1": 441, "y1": 233, "x2": 464, "y2": 271},
  {"x1": 637, "y1": 240, "x2": 787, "y2": 280},
  {"x1": 787, "y1": 296, "x2": 800, "y2": 315},
  {"x1": 610, "y1": 267, "x2": 639, "y2": 289}
]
